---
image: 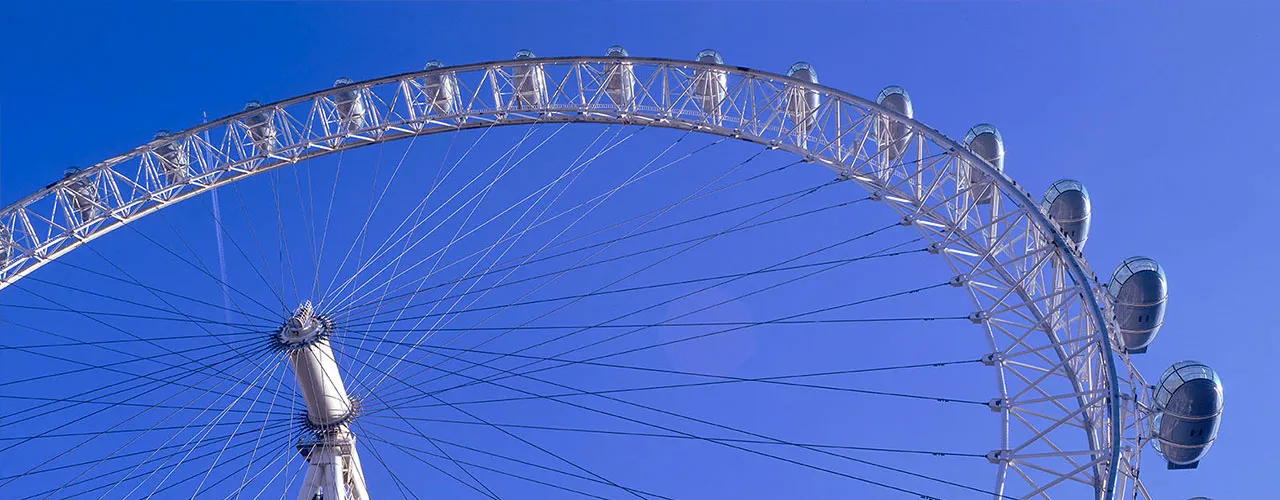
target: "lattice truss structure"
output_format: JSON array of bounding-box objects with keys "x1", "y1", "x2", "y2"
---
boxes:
[{"x1": 0, "y1": 56, "x2": 1155, "y2": 499}]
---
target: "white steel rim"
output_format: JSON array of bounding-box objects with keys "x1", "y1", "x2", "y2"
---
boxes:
[{"x1": 0, "y1": 55, "x2": 1151, "y2": 499}]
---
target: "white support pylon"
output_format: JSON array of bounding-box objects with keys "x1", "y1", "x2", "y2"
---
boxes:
[{"x1": 281, "y1": 302, "x2": 369, "y2": 500}]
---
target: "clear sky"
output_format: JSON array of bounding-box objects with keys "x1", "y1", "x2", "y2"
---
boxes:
[{"x1": 1, "y1": 1, "x2": 1276, "y2": 499}]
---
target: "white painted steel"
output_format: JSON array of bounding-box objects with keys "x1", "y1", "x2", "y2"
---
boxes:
[
  {"x1": 296, "y1": 431, "x2": 369, "y2": 500},
  {"x1": 0, "y1": 55, "x2": 1153, "y2": 499},
  {"x1": 281, "y1": 302, "x2": 368, "y2": 499}
]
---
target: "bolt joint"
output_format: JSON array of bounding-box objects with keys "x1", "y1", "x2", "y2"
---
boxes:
[{"x1": 987, "y1": 398, "x2": 1009, "y2": 412}]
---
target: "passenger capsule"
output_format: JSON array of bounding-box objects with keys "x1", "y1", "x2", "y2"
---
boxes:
[
  {"x1": 510, "y1": 49, "x2": 546, "y2": 109},
  {"x1": 875, "y1": 86, "x2": 914, "y2": 164},
  {"x1": 421, "y1": 60, "x2": 458, "y2": 115},
  {"x1": 1151, "y1": 361, "x2": 1223, "y2": 469},
  {"x1": 242, "y1": 101, "x2": 278, "y2": 151},
  {"x1": 0, "y1": 223, "x2": 11, "y2": 268},
  {"x1": 692, "y1": 49, "x2": 727, "y2": 122},
  {"x1": 331, "y1": 78, "x2": 367, "y2": 129},
  {"x1": 785, "y1": 62, "x2": 820, "y2": 141},
  {"x1": 62, "y1": 167, "x2": 100, "y2": 222},
  {"x1": 962, "y1": 124, "x2": 1004, "y2": 205},
  {"x1": 603, "y1": 45, "x2": 636, "y2": 109},
  {"x1": 152, "y1": 130, "x2": 190, "y2": 184},
  {"x1": 1040, "y1": 179, "x2": 1091, "y2": 247},
  {"x1": 1106, "y1": 256, "x2": 1167, "y2": 353}
]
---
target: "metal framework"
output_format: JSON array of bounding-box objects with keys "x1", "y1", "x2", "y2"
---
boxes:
[{"x1": 0, "y1": 55, "x2": 1153, "y2": 499}]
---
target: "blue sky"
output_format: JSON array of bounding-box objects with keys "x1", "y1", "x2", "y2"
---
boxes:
[{"x1": 1, "y1": 1, "x2": 1276, "y2": 498}]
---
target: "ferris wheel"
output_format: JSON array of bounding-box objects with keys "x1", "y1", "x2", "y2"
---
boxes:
[{"x1": 0, "y1": 47, "x2": 1225, "y2": 499}]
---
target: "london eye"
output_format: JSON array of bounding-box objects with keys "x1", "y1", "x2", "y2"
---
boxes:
[{"x1": 0, "y1": 48, "x2": 1225, "y2": 499}]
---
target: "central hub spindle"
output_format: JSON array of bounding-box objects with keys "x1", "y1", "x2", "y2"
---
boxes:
[
  {"x1": 279, "y1": 301, "x2": 368, "y2": 500},
  {"x1": 281, "y1": 302, "x2": 352, "y2": 428}
]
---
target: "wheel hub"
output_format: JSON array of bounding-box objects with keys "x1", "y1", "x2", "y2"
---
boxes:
[{"x1": 279, "y1": 301, "x2": 368, "y2": 500}]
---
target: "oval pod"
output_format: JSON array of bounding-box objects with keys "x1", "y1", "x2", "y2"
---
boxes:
[
  {"x1": 511, "y1": 49, "x2": 546, "y2": 109},
  {"x1": 1041, "y1": 179, "x2": 1091, "y2": 247},
  {"x1": 241, "y1": 101, "x2": 278, "y2": 151},
  {"x1": 693, "y1": 49, "x2": 727, "y2": 122},
  {"x1": 0, "y1": 222, "x2": 11, "y2": 268},
  {"x1": 875, "y1": 86, "x2": 913, "y2": 164},
  {"x1": 1107, "y1": 256, "x2": 1167, "y2": 353},
  {"x1": 331, "y1": 77, "x2": 368, "y2": 129},
  {"x1": 603, "y1": 45, "x2": 636, "y2": 108},
  {"x1": 62, "y1": 167, "x2": 100, "y2": 222},
  {"x1": 784, "y1": 62, "x2": 820, "y2": 139},
  {"x1": 421, "y1": 60, "x2": 459, "y2": 115},
  {"x1": 962, "y1": 124, "x2": 1004, "y2": 204},
  {"x1": 1152, "y1": 361, "x2": 1223, "y2": 469},
  {"x1": 152, "y1": 130, "x2": 191, "y2": 184}
]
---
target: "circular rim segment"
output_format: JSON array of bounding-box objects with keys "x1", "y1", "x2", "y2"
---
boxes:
[{"x1": 0, "y1": 55, "x2": 1146, "y2": 499}]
